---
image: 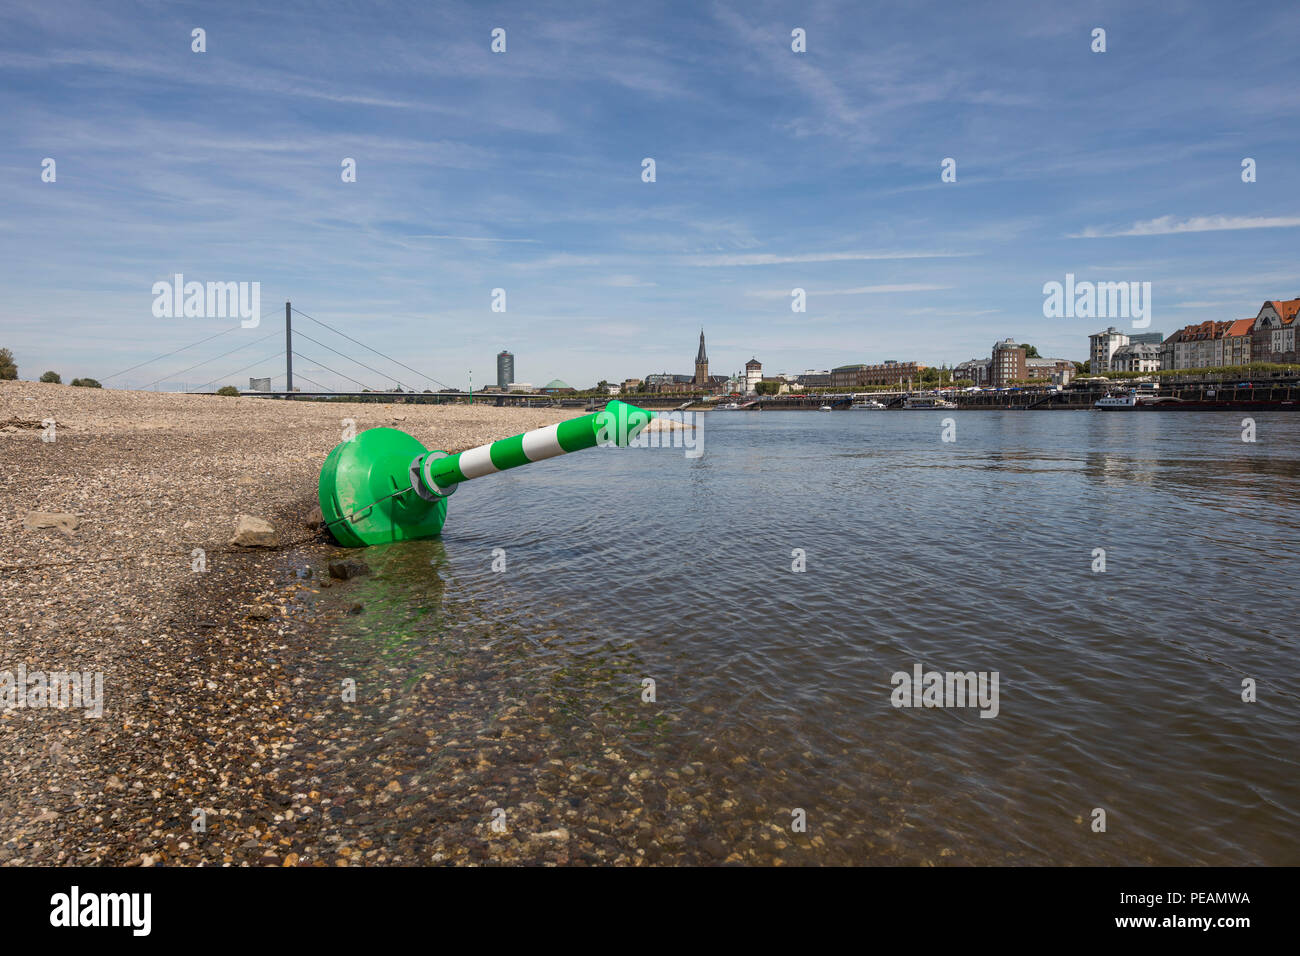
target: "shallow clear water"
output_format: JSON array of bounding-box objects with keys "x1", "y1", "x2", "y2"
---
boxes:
[{"x1": 334, "y1": 410, "x2": 1300, "y2": 864}]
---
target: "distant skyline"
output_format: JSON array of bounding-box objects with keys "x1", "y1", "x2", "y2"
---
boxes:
[{"x1": 2, "y1": 0, "x2": 1298, "y2": 390}]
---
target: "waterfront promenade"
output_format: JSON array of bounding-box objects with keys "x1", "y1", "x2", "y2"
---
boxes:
[{"x1": 720, "y1": 379, "x2": 1300, "y2": 411}]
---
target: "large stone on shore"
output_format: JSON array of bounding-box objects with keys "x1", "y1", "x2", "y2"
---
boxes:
[
  {"x1": 531, "y1": 828, "x2": 570, "y2": 842},
  {"x1": 328, "y1": 559, "x2": 369, "y2": 580},
  {"x1": 231, "y1": 514, "x2": 277, "y2": 547},
  {"x1": 23, "y1": 512, "x2": 79, "y2": 533}
]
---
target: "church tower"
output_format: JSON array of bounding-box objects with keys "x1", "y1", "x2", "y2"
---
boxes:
[{"x1": 694, "y1": 329, "x2": 709, "y2": 386}]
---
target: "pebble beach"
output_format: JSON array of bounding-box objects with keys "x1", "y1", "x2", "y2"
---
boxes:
[{"x1": 0, "y1": 381, "x2": 602, "y2": 866}]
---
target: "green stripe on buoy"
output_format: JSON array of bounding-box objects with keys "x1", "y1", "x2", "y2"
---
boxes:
[
  {"x1": 556, "y1": 416, "x2": 599, "y2": 453},
  {"x1": 489, "y1": 433, "x2": 529, "y2": 470},
  {"x1": 426, "y1": 400, "x2": 653, "y2": 491}
]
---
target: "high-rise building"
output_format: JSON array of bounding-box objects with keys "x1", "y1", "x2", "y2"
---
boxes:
[
  {"x1": 694, "y1": 330, "x2": 709, "y2": 385},
  {"x1": 990, "y1": 338, "x2": 1026, "y2": 386},
  {"x1": 496, "y1": 350, "x2": 514, "y2": 390},
  {"x1": 1088, "y1": 327, "x2": 1129, "y2": 374}
]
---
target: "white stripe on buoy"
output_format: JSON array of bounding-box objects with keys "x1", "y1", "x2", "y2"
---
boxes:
[
  {"x1": 457, "y1": 444, "x2": 499, "y2": 479},
  {"x1": 521, "y1": 424, "x2": 565, "y2": 462}
]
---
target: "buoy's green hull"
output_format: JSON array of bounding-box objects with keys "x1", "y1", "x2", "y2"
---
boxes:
[{"x1": 318, "y1": 427, "x2": 447, "y2": 547}]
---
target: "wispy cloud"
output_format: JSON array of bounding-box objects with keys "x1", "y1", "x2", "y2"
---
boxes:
[
  {"x1": 685, "y1": 251, "x2": 971, "y2": 267},
  {"x1": 903, "y1": 307, "x2": 1001, "y2": 317},
  {"x1": 747, "y1": 283, "x2": 948, "y2": 298},
  {"x1": 405, "y1": 235, "x2": 540, "y2": 243},
  {"x1": 1169, "y1": 299, "x2": 1244, "y2": 309},
  {"x1": 511, "y1": 254, "x2": 605, "y2": 270},
  {"x1": 1072, "y1": 215, "x2": 1300, "y2": 238}
]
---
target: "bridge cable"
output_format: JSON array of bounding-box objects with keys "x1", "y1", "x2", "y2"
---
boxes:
[
  {"x1": 288, "y1": 371, "x2": 333, "y2": 392},
  {"x1": 291, "y1": 307, "x2": 452, "y2": 391},
  {"x1": 102, "y1": 308, "x2": 281, "y2": 383},
  {"x1": 193, "y1": 350, "x2": 287, "y2": 392},
  {"x1": 291, "y1": 330, "x2": 410, "y2": 390},
  {"x1": 103, "y1": 325, "x2": 239, "y2": 382},
  {"x1": 140, "y1": 329, "x2": 282, "y2": 390},
  {"x1": 290, "y1": 350, "x2": 373, "y2": 392}
]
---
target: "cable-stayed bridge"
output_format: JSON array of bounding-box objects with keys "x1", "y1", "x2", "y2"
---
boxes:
[{"x1": 100, "y1": 301, "x2": 565, "y2": 404}]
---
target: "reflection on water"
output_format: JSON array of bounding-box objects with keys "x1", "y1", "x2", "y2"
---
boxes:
[{"x1": 323, "y1": 411, "x2": 1300, "y2": 864}]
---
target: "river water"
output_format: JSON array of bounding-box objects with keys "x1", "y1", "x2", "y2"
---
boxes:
[{"x1": 323, "y1": 410, "x2": 1300, "y2": 864}]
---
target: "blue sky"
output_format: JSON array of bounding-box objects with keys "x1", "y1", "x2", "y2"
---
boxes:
[{"x1": 2, "y1": 0, "x2": 1298, "y2": 390}]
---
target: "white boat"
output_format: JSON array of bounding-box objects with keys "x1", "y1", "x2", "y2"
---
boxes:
[
  {"x1": 902, "y1": 396, "x2": 957, "y2": 409},
  {"x1": 716, "y1": 402, "x2": 741, "y2": 410},
  {"x1": 818, "y1": 404, "x2": 833, "y2": 411},
  {"x1": 850, "y1": 399, "x2": 886, "y2": 409},
  {"x1": 1095, "y1": 390, "x2": 1143, "y2": 410}
]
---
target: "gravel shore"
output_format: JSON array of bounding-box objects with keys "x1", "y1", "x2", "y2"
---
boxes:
[{"x1": 0, "y1": 381, "x2": 586, "y2": 866}]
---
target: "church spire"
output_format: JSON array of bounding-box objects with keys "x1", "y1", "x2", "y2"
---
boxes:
[{"x1": 694, "y1": 329, "x2": 709, "y2": 387}]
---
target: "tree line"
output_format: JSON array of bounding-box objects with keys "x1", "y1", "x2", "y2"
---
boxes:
[{"x1": 0, "y1": 348, "x2": 100, "y2": 387}]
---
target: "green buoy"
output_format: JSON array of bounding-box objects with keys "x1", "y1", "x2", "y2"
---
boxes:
[{"x1": 317, "y1": 400, "x2": 655, "y2": 547}]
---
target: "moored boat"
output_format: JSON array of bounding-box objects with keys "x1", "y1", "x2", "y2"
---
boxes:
[
  {"x1": 1095, "y1": 390, "x2": 1143, "y2": 409},
  {"x1": 902, "y1": 395, "x2": 957, "y2": 409}
]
